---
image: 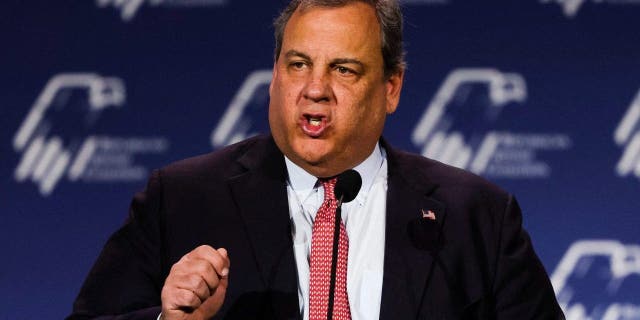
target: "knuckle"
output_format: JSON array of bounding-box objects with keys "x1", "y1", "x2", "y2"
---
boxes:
[
  {"x1": 194, "y1": 245, "x2": 214, "y2": 255},
  {"x1": 160, "y1": 285, "x2": 175, "y2": 301},
  {"x1": 195, "y1": 281, "x2": 211, "y2": 298},
  {"x1": 186, "y1": 273, "x2": 203, "y2": 288},
  {"x1": 178, "y1": 289, "x2": 199, "y2": 307},
  {"x1": 169, "y1": 261, "x2": 182, "y2": 273},
  {"x1": 170, "y1": 256, "x2": 191, "y2": 274},
  {"x1": 175, "y1": 289, "x2": 190, "y2": 305},
  {"x1": 209, "y1": 274, "x2": 220, "y2": 289},
  {"x1": 193, "y1": 260, "x2": 212, "y2": 275},
  {"x1": 209, "y1": 254, "x2": 224, "y2": 269}
]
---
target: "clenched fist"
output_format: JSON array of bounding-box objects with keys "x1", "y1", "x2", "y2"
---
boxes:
[{"x1": 160, "y1": 245, "x2": 230, "y2": 320}]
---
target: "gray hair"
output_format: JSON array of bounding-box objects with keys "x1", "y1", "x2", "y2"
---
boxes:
[{"x1": 273, "y1": 0, "x2": 406, "y2": 78}]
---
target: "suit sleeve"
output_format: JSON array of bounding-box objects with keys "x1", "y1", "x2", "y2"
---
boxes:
[
  {"x1": 67, "y1": 170, "x2": 166, "y2": 320},
  {"x1": 492, "y1": 195, "x2": 565, "y2": 319}
]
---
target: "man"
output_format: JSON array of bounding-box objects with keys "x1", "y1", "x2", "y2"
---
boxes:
[{"x1": 69, "y1": 0, "x2": 563, "y2": 319}]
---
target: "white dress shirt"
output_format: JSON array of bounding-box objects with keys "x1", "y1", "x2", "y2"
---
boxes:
[{"x1": 285, "y1": 144, "x2": 388, "y2": 320}]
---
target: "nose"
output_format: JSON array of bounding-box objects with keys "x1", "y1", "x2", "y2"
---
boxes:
[{"x1": 302, "y1": 70, "x2": 332, "y2": 103}]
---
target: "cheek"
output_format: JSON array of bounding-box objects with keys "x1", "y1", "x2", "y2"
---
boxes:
[
  {"x1": 269, "y1": 85, "x2": 298, "y2": 133},
  {"x1": 340, "y1": 87, "x2": 387, "y2": 136},
  {"x1": 269, "y1": 86, "x2": 286, "y2": 131},
  {"x1": 341, "y1": 86, "x2": 383, "y2": 119},
  {"x1": 273, "y1": 78, "x2": 298, "y2": 107}
]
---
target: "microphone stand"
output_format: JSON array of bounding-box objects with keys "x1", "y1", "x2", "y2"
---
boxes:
[{"x1": 327, "y1": 195, "x2": 344, "y2": 320}]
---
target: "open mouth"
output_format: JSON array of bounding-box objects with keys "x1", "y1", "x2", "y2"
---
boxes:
[{"x1": 301, "y1": 114, "x2": 328, "y2": 137}]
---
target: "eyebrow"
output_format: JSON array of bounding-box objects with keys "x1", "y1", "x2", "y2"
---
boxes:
[
  {"x1": 330, "y1": 58, "x2": 364, "y2": 69},
  {"x1": 284, "y1": 50, "x2": 311, "y2": 61},
  {"x1": 284, "y1": 50, "x2": 365, "y2": 69}
]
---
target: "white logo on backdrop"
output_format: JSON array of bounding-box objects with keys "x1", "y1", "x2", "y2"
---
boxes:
[
  {"x1": 13, "y1": 73, "x2": 169, "y2": 196},
  {"x1": 551, "y1": 240, "x2": 640, "y2": 319},
  {"x1": 96, "y1": 0, "x2": 227, "y2": 22},
  {"x1": 615, "y1": 90, "x2": 640, "y2": 179},
  {"x1": 541, "y1": 0, "x2": 640, "y2": 18},
  {"x1": 210, "y1": 70, "x2": 272, "y2": 149},
  {"x1": 412, "y1": 68, "x2": 571, "y2": 178}
]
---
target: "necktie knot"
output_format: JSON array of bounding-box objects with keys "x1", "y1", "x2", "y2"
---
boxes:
[{"x1": 321, "y1": 178, "x2": 337, "y2": 202}]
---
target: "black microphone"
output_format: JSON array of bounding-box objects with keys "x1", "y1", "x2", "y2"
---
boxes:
[
  {"x1": 327, "y1": 169, "x2": 361, "y2": 320},
  {"x1": 334, "y1": 169, "x2": 362, "y2": 205}
]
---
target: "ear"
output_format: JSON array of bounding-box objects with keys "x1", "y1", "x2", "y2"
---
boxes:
[
  {"x1": 269, "y1": 62, "x2": 278, "y2": 96},
  {"x1": 385, "y1": 69, "x2": 404, "y2": 114}
]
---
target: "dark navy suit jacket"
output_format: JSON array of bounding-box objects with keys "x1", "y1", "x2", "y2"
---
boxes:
[{"x1": 68, "y1": 134, "x2": 563, "y2": 319}]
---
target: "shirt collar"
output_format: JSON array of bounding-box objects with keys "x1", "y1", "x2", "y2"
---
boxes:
[{"x1": 284, "y1": 143, "x2": 385, "y2": 204}]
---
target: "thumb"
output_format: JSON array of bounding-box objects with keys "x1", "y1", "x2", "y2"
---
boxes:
[
  {"x1": 197, "y1": 280, "x2": 227, "y2": 318},
  {"x1": 196, "y1": 249, "x2": 230, "y2": 318}
]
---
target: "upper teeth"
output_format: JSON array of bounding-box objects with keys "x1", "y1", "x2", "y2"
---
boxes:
[{"x1": 309, "y1": 118, "x2": 321, "y2": 126}]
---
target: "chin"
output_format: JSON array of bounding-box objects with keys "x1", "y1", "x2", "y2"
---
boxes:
[
  {"x1": 297, "y1": 152, "x2": 327, "y2": 167},
  {"x1": 296, "y1": 142, "x2": 331, "y2": 161}
]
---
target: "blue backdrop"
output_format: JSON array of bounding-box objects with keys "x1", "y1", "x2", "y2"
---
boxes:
[{"x1": 2, "y1": 1, "x2": 639, "y2": 319}]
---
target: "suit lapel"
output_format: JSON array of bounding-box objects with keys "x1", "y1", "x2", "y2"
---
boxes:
[
  {"x1": 380, "y1": 143, "x2": 447, "y2": 320},
  {"x1": 227, "y1": 137, "x2": 300, "y2": 319}
]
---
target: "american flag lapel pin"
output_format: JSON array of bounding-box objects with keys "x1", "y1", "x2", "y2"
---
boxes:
[{"x1": 421, "y1": 209, "x2": 436, "y2": 220}]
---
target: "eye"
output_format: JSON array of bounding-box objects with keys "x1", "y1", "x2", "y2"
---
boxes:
[
  {"x1": 290, "y1": 61, "x2": 306, "y2": 70},
  {"x1": 334, "y1": 65, "x2": 358, "y2": 77},
  {"x1": 336, "y1": 66, "x2": 353, "y2": 75}
]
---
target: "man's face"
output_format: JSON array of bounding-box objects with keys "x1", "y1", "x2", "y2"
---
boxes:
[{"x1": 269, "y1": 2, "x2": 404, "y2": 177}]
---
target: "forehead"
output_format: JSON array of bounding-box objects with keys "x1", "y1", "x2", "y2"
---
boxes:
[{"x1": 282, "y1": 2, "x2": 382, "y2": 61}]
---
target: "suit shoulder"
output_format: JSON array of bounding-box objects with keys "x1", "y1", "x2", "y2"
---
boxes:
[
  {"x1": 391, "y1": 148, "x2": 510, "y2": 202},
  {"x1": 159, "y1": 135, "x2": 268, "y2": 180}
]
